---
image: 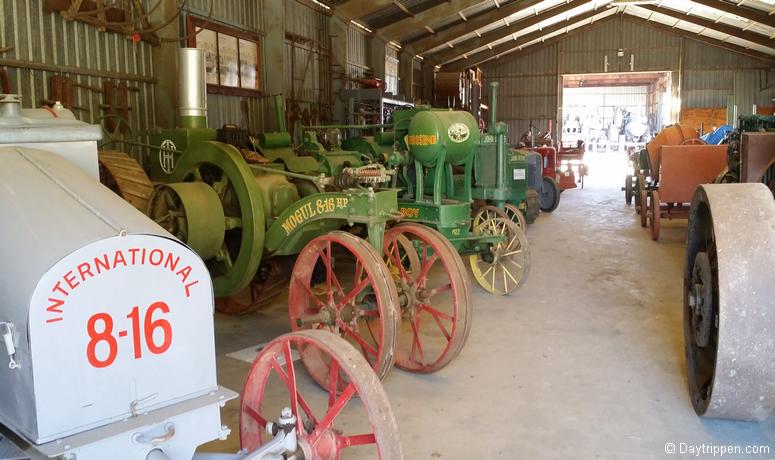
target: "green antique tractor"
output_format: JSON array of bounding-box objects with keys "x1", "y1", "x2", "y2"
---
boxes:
[
  {"x1": 307, "y1": 82, "x2": 536, "y2": 296},
  {"x1": 99, "y1": 49, "x2": 473, "y2": 383}
]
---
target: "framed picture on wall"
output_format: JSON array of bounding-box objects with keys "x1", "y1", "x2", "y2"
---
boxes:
[{"x1": 187, "y1": 16, "x2": 263, "y2": 96}]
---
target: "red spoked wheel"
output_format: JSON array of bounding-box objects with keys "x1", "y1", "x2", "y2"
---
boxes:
[
  {"x1": 289, "y1": 232, "x2": 399, "y2": 384},
  {"x1": 650, "y1": 190, "x2": 661, "y2": 241},
  {"x1": 240, "y1": 330, "x2": 404, "y2": 459},
  {"x1": 382, "y1": 223, "x2": 472, "y2": 373}
]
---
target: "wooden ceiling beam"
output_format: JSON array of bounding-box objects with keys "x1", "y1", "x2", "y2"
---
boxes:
[
  {"x1": 407, "y1": 0, "x2": 545, "y2": 55},
  {"x1": 429, "y1": 0, "x2": 595, "y2": 65},
  {"x1": 687, "y1": 0, "x2": 775, "y2": 29},
  {"x1": 378, "y1": 0, "x2": 483, "y2": 41},
  {"x1": 638, "y1": 4, "x2": 775, "y2": 49},
  {"x1": 635, "y1": 14, "x2": 775, "y2": 63},
  {"x1": 440, "y1": 8, "x2": 605, "y2": 72}
]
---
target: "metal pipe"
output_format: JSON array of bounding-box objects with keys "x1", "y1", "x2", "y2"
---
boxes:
[
  {"x1": 178, "y1": 48, "x2": 208, "y2": 126},
  {"x1": 274, "y1": 94, "x2": 286, "y2": 133},
  {"x1": 489, "y1": 82, "x2": 498, "y2": 130},
  {"x1": 0, "y1": 58, "x2": 157, "y2": 83}
]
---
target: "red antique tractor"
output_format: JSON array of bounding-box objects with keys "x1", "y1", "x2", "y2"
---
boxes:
[{"x1": 532, "y1": 141, "x2": 587, "y2": 212}]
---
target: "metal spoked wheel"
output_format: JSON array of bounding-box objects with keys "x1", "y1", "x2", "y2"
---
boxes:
[
  {"x1": 540, "y1": 176, "x2": 560, "y2": 212},
  {"x1": 382, "y1": 223, "x2": 472, "y2": 373},
  {"x1": 472, "y1": 204, "x2": 527, "y2": 232},
  {"x1": 639, "y1": 190, "x2": 648, "y2": 228},
  {"x1": 169, "y1": 142, "x2": 265, "y2": 297},
  {"x1": 504, "y1": 203, "x2": 528, "y2": 232},
  {"x1": 650, "y1": 190, "x2": 661, "y2": 241},
  {"x1": 469, "y1": 215, "x2": 530, "y2": 295},
  {"x1": 240, "y1": 330, "x2": 404, "y2": 459},
  {"x1": 625, "y1": 174, "x2": 633, "y2": 205},
  {"x1": 289, "y1": 232, "x2": 399, "y2": 383},
  {"x1": 635, "y1": 174, "x2": 645, "y2": 213},
  {"x1": 684, "y1": 183, "x2": 775, "y2": 421}
]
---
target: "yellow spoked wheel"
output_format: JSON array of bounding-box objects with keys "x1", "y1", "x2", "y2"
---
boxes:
[{"x1": 468, "y1": 215, "x2": 530, "y2": 295}]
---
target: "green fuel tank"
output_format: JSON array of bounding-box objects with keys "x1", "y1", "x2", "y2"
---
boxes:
[{"x1": 407, "y1": 110, "x2": 480, "y2": 167}]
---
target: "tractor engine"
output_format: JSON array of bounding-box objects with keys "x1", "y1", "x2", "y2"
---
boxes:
[{"x1": 0, "y1": 96, "x2": 233, "y2": 460}]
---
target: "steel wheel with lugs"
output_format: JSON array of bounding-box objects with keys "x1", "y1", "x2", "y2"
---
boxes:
[
  {"x1": 289, "y1": 231, "x2": 399, "y2": 382},
  {"x1": 240, "y1": 330, "x2": 404, "y2": 459},
  {"x1": 382, "y1": 223, "x2": 472, "y2": 373},
  {"x1": 469, "y1": 214, "x2": 530, "y2": 295}
]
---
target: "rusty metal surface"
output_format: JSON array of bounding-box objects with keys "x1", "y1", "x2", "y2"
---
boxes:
[
  {"x1": 645, "y1": 124, "x2": 700, "y2": 178},
  {"x1": 685, "y1": 183, "x2": 775, "y2": 420},
  {"x1": 659, "y1": 145, "x2": 727, "y2": 203},
  {"x1": 741, "y1": 133, "x2": 775, "y2": 184}
]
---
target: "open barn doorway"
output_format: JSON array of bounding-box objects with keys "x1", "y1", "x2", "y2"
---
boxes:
[{"x1": 560, "y1": 72, "x2": 674, "y2": 187}]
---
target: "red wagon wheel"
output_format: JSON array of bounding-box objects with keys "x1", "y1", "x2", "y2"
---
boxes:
[
  {"x1": 650, "y1": 190, "x2": 661, "y2": 241},
  {"x1": 240, "y1": 330, "x2": 403, "y2": 459},
  {"x1": 382, "y1": 223, "x2": 472, "y2": 373},
  {"x1": 289, "y1": 232, "x2": 399, "y2": 383}
]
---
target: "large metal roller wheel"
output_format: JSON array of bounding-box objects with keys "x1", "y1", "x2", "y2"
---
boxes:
[
  {"x1": 289, "y1": 232, "x2": 399, "y2": 383},
  {"x1": 171, "y1": 142, "x2": 265, "y2": 297},
  {"x1": 148, "y1": 183, "x2": 226, "y2": 260},
  {"x1": 383, "y1": 223, "x2": 472, "y2": 373},
  {"x1": 98, "y1": 150, "x2": 154, "y2": 211},
  {"x1": 625, "y1": 174, "x2": 633, "y2": 205},
  {"x1": 540, "y1": 176, "x2": 560, "y2": 212},
  {"x1": 649, "y1": 190, "x2": 660, "y2": 241},
  {"x1": 240, "y1": 330, "x2": 404, "y2": 459},
  {"x1": 469, "y1": 216, "x2": 530, "y2": 295},
  {"x1": 684, "y1": 183, "x2": 775, "y2": 421}
]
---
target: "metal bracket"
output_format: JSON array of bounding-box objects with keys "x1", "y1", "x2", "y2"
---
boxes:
[{"x1": 0, "y1": 322, "x2": 19, "y2": 370}]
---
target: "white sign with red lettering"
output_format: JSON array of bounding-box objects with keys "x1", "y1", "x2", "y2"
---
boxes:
[{"x1": 27, "y1": 234, "x2": 218, "y2": 443}]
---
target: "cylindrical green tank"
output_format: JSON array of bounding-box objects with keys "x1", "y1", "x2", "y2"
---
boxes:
[{"x1": 407, "y1": 110, "x2": 480, "y2": 167}]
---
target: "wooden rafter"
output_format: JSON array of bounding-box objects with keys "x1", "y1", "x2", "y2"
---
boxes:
[{"x1": 429, "y1": 0, "x2": 595, "y2": 65}]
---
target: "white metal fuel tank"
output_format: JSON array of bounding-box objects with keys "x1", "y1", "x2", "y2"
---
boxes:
[
  {"x1": 0, "y1": 94, "x2": 102, "y2": 178},
  {"x1": 0, "y1": 146, "x2": 234, "y2": 459}
]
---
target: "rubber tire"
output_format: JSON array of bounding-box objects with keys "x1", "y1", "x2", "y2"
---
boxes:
[{"x1": 540, "y1": 176, "x2": 560, "y2": 212}]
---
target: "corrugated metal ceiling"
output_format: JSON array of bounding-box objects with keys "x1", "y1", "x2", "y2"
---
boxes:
[{"x1": 335, "y1": 0, "x2": 774, "y2": 65}]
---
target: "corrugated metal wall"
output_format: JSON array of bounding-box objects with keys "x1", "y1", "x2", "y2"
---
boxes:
[
  {"x1": 185, "y1": 0, "x2": 270, "y2": 131},
  {"x1": 682, "y1": 40, "x2": 773, "y2": 115},
  {"x1": 482, "y1": 15, "x2": 775, "y2": 139},
  {"x1": 187, "y1": 0, "x2": 263, "y2": 32},
  {"x1": 0, "y1": 0, "x2": 156, "y2": 134},
  {"x1": 483, "y1": 44, "x2": 558, "y2": 140},
  {"x1": 285, "y1": 0, "x2": 331, "y2": 119}
]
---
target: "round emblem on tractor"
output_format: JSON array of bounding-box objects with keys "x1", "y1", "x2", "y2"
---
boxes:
[
  {"x1": 159, "y1": 139, "x2": 177, "y2": 175},
  {"x1": 448, "y1": 123, "x2": 470, "y2": 143}
]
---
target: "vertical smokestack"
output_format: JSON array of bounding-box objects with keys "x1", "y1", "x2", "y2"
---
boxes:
[
  {"x1": 489, "y1": 82, "x2": 498, "y2": 129},
  {"x1": 178, "y1": 48, "x2": 207, "y2": 128}
]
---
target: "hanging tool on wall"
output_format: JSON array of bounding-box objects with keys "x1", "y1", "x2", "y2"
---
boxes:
[{"x1": 101, "y1": 80, "x2": 131, "y2": 134}]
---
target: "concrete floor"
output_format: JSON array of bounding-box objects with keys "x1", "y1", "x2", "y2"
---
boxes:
[{"x1": 201, "y1": 152, "x2": 775, "y2": 459}]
